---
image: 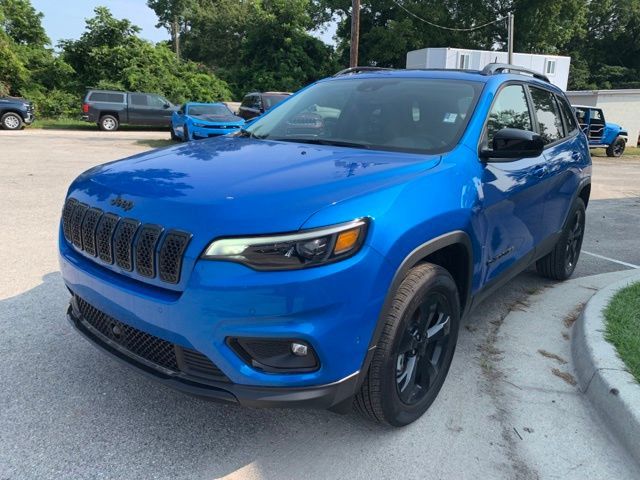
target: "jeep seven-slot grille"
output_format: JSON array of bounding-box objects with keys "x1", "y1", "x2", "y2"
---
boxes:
[
  {"x1": 75, "y1": 295, "x2": 228, "y2": 382},
  {"x1": 62, "y1": 197, "x2": 191, "y2": 284}
]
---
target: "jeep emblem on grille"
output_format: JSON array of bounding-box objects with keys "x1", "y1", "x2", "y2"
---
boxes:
[{"x1": 110, "y1": 197, "x2": 134, "y2": 211}]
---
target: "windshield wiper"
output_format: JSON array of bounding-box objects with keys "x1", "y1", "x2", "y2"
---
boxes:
[
  {"x1": 271, "y1": 138, "x2": 371, "y2": 150},
  {"x1": 237, "y1": 129, "x2": 266, "y2": 139}
]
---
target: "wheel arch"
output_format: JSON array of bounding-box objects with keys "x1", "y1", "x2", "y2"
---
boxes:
[
  {"x1": 578, "y1": 181, "x2": 591, "y2": 209},
  {"x1": 1, "y1": 109, "x2": 25, "y2": 119},
  {"x1": 357, "y1": 231, "x2": 474, "y2": 386},
  {"x1": 99, "y1": 111, "x2": 120, "y2": 121}
]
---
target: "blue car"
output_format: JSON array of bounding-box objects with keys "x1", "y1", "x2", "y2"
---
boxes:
[
  {"x1": 59, "y1": 64, "x2": 591, "y2": 426},
  {"x1": 573, "y1": 105, "x2": 628, "y2": 157},
  {"x1": 171, "y1": 102, "x2": 244, "y2": 141}
]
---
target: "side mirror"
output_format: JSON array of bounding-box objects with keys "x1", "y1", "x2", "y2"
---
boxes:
[
  {"x1": 480, "y1": 128, "x2": 544, "y2": 160},
  {"x1": 163, "y1": 103, "x2": 171, "y2": 109}
]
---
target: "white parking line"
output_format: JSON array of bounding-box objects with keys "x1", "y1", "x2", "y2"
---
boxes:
[{"x1": 582, "y1": 250, "x2": 640, "y2": 269}]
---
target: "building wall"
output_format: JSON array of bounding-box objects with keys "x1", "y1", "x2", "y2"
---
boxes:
[
  {"x1": 406, "y1": 47, "x2": 571, "y2": 90},
  {"x1": 566, "y1": 90, "x2": 640, "y2": 146}
]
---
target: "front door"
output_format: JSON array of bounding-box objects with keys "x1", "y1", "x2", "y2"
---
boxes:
[{"x1": 479, "y1": 83, "x2": 551, "y2": 285}]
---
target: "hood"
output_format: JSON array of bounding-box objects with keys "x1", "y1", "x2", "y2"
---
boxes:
[
  {"x1": 0, "y1": 96, "x2": 27, "y2": 103},
  {"x1": 190, "y1": 113, "x2": 243, "y2": 124},
  {"x1": 69, "y1": 136, "x2": 439, "y2": 237}
]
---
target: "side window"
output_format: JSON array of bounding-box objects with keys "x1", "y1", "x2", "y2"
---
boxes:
[
  {"x1": 240, "y1": 96, "x2": 252, "y2": 108},
  {"x1": 556, "y1": 95, "x2": 578, "y2": 133},
  {"x1": 253, "y1": 95, "x2": 262, "y2": 109},
  {"x1": 148, "y1": 95, "x2": 166, "y2": 108},
  {"x1": 529, "y1": 87, "x2": 565, "y2": 144},
  {"x1": 486, "y1": 84, "x2": 533, "y2": 144},
  {"x1": 130, "y1": 93, "x2": 148, "y2": 106}
]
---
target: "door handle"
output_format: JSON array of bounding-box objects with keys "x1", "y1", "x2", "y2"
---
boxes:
[{"x1": 531, "y1": 165, "x2": 548, "y2": 178}]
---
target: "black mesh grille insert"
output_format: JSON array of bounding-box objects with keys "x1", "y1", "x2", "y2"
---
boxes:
[
  {"x1": 62, "y1": 198, "x2": 78, "y2": 242},
  {"x1": 182, "y1": 348, "x2": 228, "y2": 381},
  {"x1": 70, "y1": 203, "x2": 89, "y2": 248},
  {"x1": 159, "y1": 231, "x2": 191, "y2": 284},
  {"x1": 113, "y1": 219, "x2": 140, "y2": 271},
  {"x1": 96, "y1": 213, "x2": 120, "y2": 264},
  {"x1": 81, "y1": 208, "x2": 103, "y2": 257},
  {"x1": 135, "y1": 225, "x2": 162, "y2": 278},
  {"x1": 76, "y1": 295, "x2": 178, "y2": 370},
  {"x1": 62, "y1": 198, "x2": 192, "y2": 285},
  {"x1": 74, "y1": 295, "x2": 229, "y2": 382}
]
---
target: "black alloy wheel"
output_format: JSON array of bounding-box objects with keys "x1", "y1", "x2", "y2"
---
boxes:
[{"x1": 395, "y1": 292, "x2": 453, "y2": 405}]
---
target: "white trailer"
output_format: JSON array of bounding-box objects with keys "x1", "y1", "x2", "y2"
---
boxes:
[{"x1": 406, "y1": 47, "x2": 571, "y2": 90}]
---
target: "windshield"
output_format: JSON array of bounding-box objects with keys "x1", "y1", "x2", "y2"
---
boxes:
[
  {"x1": 263, "y1": 94, "x2": 290, "y2": 109},
  {"x1": 244, "y1": 78, "x2": 482, "y2": 154},
  {"x1": 188, "y1": 104, "x2": 231, "y2": 116}
]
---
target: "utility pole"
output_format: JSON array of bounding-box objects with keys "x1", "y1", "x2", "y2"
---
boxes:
[
  {"x1": 350, "y1": 0, "x2": 361, "y2": 67},
  {"x1": 172, "y1": 17, "x2": 180, "y2": 61},
  {"x1": 507, "y1": 12, "x2": 514, "y2": 64}
]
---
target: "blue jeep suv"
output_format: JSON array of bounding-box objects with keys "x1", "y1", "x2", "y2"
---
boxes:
[{"x1": 59, "y1": 64, "x2": 591, "y2": 426}]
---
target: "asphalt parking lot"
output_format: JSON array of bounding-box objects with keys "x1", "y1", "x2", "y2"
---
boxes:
[{"x1": 1, "y1": 129, "x2": 639, "y2": 479}]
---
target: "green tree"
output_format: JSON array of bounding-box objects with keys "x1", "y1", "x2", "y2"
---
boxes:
[
  {"x1": 147, "y1": 0, "x2": 194, "y2": 59},
  {"x1": 175, "y1": 0, "x2": 338, "y2": 97},
  {"x1": 60, "y1": 7, "x2": 232, "y2": 103},
  {"x1": 0, "y1": 0, "x2": 48, "y2": 46}
]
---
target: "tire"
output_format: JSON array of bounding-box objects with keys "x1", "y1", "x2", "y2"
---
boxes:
[
  {"x1": 536, "y1": 198, "x2": 586, "y2": 281},
  {"x1": 355, "y1": 263, "x2": 460, "y2": 427},
  {"x1": 183, "y1": 125, "x2": 190, "y2": 142},
  {"x1": 170, "y1": 127, "x2": 179, "y2": 141},
  {"x1": 606, "y1": 136, "x2": 625, "y2": 157},
  {"x1": 1, "y1": 112, "x2": 24, "y2": 130},
  {"x1": 99, "y1": 115, "x2": 119, "y2": 132}
]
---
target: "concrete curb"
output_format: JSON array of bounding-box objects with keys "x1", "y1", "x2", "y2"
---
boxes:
[{"x1": 572, "y1": 271, "x2": 640, "y2": 464}]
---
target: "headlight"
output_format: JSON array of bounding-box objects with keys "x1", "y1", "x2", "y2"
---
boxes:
[
  {"x1": 202, "y1": 219, "x2": 368, "y2": 270},
  {"x1": 192, "y1": 122, "x2": 205, "y2": 127}
]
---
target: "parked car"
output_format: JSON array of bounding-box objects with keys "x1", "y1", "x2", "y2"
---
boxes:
[
  {"x1": 573, "y1": 105, "x2": 627, "y2": 157},
  {"x1": 59, "y1": 64, "x2": 591, "y2": 426},
  {"x1": 171, "y1": 102, "x2": 245, "y2": 141},
  {"x1": 237, "y1": 91, "x2": 291, "y2": 120},
  {"x1": 82, "y1": 89, "x2": 177, "y2": 131},
  {"x1": 0, "y1": 96, "x2": 35, "y2": 130}
]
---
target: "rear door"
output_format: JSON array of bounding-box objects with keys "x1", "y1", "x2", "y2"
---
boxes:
[
  {"x1": 479, "y1": 83, "x2": 551, "y2": 284},
  {"x1": 534, "y1": 89, "x2": 587, "y2": 243}
]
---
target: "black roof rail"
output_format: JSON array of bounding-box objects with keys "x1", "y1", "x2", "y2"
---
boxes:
[
  {"x1": 333, "y1": 66, "x2": 395, "y2": 77},
  {"x1": 481, "y1": 63, "x2": 550, "y2": 83}
]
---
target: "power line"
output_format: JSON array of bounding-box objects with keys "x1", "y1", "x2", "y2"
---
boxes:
[{"x1": 391, "y1": 0, "x2": 506, "y2": 32}]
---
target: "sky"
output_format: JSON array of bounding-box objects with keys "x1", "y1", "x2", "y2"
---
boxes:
[{"x1": 31, "y1": 0, "x2": 336, "y2": 47}]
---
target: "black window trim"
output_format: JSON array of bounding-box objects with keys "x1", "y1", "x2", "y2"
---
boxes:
[{"x1": 554, "y1": 93, "x2": 579, "y2": 136}]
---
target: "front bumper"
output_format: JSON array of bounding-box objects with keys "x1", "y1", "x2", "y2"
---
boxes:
[
  {"x1": 67, "y1": 293, "x2": 361, "y2": 408},
  {"x1": 191, "y1": 125, "x2": 241, "y2": 138},
  {"x1": 23, "y1": 113, "x2": 34, "y2": 125},
  {"x1": 59, "y1": 227, "x2": 393, "y2": 405}
]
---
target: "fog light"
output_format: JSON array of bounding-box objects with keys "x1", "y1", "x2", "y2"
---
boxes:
[
  {"x1": 227, "y1": 337, "x2": 319, "y2": 372},
  {"x1": 291, "y1": 342, "x2": 308, "y2": 356}
]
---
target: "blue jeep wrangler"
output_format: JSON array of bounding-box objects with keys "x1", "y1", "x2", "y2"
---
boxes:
[
  {"x1": 573, "y1": 105, "x2": 627, "y2": 157},
  {"x1": 59, "y1": 64, "x2": 591, "y2": 426}
]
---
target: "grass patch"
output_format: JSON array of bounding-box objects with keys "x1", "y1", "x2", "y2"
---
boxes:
[
  {"x1": 31, "y1": 117, "x2": 93, "y2": 129},
  {"x1": 591, "y1": 146, "x2": 640, "y2": 157},
  {"x1": 30, "y1": 117, "x2": 170, "y2": 132},
  {"x1": 605, "y1": 282, "x2": 640, "y2": 382}
]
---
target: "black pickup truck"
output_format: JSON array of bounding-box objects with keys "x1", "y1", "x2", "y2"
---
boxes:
[
  {"x1": 0, "y1": 97, "x2": 35, "y2": 130},
  {"x1": 82, "y1": 90, "x2": 178, "y2": 131}
]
